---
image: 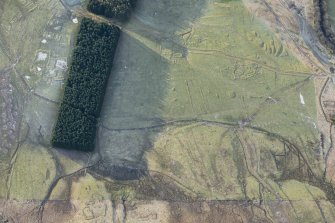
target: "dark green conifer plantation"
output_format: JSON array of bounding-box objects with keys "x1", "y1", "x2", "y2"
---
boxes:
[
  {"x1": 51, "y1": 18, "x2": 120, "y2": 151},
  {"x1": 53, "y1": 0, "x2": 137, "y2": 151},
  {"x1": 87, "y1": 0, "x2": 137, "y2": 20}
]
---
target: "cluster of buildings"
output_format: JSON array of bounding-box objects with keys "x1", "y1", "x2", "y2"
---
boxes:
[{"x1": 32, "y1": 12, "x2": 75, "y2": 87}]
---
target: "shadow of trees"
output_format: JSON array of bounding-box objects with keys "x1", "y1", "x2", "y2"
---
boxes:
[{"x1": 93, "y1": 0, "x2": 208, "y2": 180}]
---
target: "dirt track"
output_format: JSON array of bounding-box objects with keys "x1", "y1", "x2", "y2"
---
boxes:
[{"x1": 243, "y1": 0, "x2": 335, "y2": 182}]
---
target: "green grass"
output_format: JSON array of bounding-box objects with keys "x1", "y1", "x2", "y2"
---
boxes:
[
  {"x1": 0, "y1": 0, "x2": 332, "y2": 221},
  {"x1": 9, "y1": 143, "x2": 56, "y2": 200}
]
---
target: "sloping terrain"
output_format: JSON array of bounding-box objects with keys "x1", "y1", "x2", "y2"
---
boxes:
[{"x1": 1, "y1": 0, "x2": 335, "y2": 222}]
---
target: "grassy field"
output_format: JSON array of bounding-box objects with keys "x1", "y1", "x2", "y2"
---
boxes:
[
  {"x1": 9, "y1": 143, "x2": 56, "y2": 200},
  {"x1": 0, "y1": 0, "x2": 334, "y2": 222}
]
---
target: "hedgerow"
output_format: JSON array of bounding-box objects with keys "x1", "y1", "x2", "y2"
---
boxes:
[
  {"x1": 87, "y1": 0, "x2": 137, "y2": 20},
  {"x1": 52, "y1": 18, "x2": 120, "y2": 151}
]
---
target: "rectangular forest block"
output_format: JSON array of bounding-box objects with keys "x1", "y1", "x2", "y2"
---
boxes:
[
  {"x1": 87, "y1": 0, "x2": 137, "y2": 20},
  {"x1": 51, "y1": 18, "x2": 120, "y2": 151},
  {"x1": 64, "y1": 18, "x2": 120, "y2": 117}
]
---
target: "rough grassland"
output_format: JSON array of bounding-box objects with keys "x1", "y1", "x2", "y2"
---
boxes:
[{"x1": 1, "y1": 0, "x2": 335, "y2": 222}]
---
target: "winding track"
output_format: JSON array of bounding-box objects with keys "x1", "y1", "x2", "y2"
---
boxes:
[
  {"x1": 24, "y1": 1, "x2": 335, "y2": 221},
  {"x1": 245, "y1": 0, "x2": 335, "y2": 207}
]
